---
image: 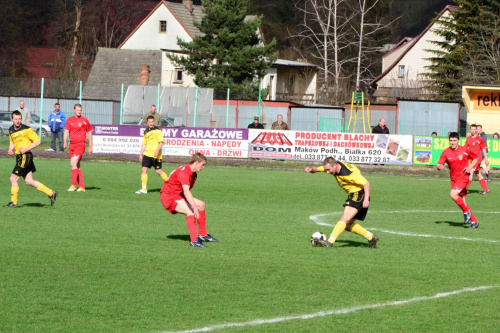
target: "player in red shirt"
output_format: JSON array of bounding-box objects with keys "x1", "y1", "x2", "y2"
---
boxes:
[
  {"x1": 465, "y1": 124, "x2": 489, "y2": 194},
  {"x1": 160, "y1": 153, "x2": 218, "y2": 247},
  {"x1": 437, "y1": 132, "x2": 480, "y2": 228},
  {"x1": 63, "y1": 104, "x2": 93, "y2": 192}
]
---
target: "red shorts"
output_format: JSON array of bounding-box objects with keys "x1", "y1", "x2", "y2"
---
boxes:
[
  {"x1": 69, "y1": 143, "x2": 86, "y2": 161},
  {"x1": 161, "y1": 193, "x2": 184, "y2": 214},
  {"x1": 451, "y1": 177, "x2": 469, "y2": 196}
]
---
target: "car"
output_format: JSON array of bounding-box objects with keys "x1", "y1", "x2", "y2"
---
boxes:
[{"x1": 0, "y1": 111, "x2": 51, "y2": 137}]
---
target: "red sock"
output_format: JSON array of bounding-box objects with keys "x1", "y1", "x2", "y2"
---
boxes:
[
  {"x1": 467, "y1": 179, "x2": 472, "y2": 188},
  {"x1": 455, "y1": 196, "x2": 469, "y2": 213},
  {"x1": 470, "y1": 212, "x2": 478, "y2": 223},
  {"x1": 186, "y1": 215, "x2": 198, "y2": 242},
  {"x1": 71, "y1": 169, "x2": 78, "y2": 186},
  {"x1": 198, "y1": 210, "x2": 207, "y2": 236},
  {"x1": 78, "y1": 169, "x2": 85, "y2": 188},
  {"x1": 479, "y1": 179, "x2": 488, "y2": 191}
]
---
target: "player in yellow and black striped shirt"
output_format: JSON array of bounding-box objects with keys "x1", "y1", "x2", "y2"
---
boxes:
[
  {"x1": 4, "y1": 111, "x2": 57, "y2": 208},
  {"x1": 305, "y1": 157, "x2": 379, "y2": 248},
  {"x1": 135, "y1": 115, "x2": 169, "y2": 194}
]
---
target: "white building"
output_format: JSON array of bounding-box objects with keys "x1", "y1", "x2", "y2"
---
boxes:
[
  {"x1": 370, "y1": 5, "x2": 457, "y2": 103},
  {"x1": 118, "y1": 0, "x2": 317, "y2": 103}
]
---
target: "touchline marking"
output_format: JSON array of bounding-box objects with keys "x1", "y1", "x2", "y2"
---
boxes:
[
  {"x1": 309, "y1": 211, "x2": 500, "y2": 243},
  {"x1": 160, "y1": 286, "x2": 498, "y2": 333},
  {"x1": 369, "y1": 228, "x2": 500, "y2": 243}
]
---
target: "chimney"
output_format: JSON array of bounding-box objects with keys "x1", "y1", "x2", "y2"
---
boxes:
[
  {"x1": 183, "y1": 0, "x2": 193, "y2": 13},
  {"x1": 141, "y1": 64, "x2": 150, "y2": 85}
]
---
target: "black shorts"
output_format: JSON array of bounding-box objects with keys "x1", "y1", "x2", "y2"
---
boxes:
[
  {"x1": 13, "y1": 153, "x2": 36, "y2": 178},
  {"x1": 343, "y1": 189, "x2": 369, "y2": 221},
  {"x1": 142, "y1": 155, "x2": 162, "y2": 169}
]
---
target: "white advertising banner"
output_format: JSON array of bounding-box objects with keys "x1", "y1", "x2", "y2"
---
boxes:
[
  {"x1": 92, "y1": 125, "x2": 412, "y2": 165},
  {"x1": 248, "y1": 129, "x2": 413, "y2": 165}
]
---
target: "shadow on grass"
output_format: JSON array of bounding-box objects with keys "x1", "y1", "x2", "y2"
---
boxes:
[
  {"x1": 22, "y1": 202, "x2": 46, "y2": 207},
  {"x1": 466, "y1": 189, "x2": 482, "y2": 194},
  {"x1": 148, "y1": 188, "x2": 161, "y2": 193},
  {"x1": 435, "y1": 220, "x2": 465, "y2": 227},
  {"x1": 167, "y1": 234, "x2": 190, "y2": 242},
  {"x1": 335, "y1": 239, "x2": 369, "y2": 248},
  {"x1": 84, "y1": 186, "x2": 101, "y2": 191}
]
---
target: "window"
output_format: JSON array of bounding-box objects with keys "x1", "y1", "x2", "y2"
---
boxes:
[
  {"x1": 174, "y1": 68, "x2": 183, "y2": 83},
  {"x1": 398, "y1": 65, "x2": 405, "y2": 78},
  {"x1": 159, "y1": 20, "x2": 167, "y2": 33}
]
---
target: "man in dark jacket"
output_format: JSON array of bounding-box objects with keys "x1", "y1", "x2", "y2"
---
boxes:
[
  {"x1": 248, "y1": 116, "x2": 264, "y2": 129},
  {"x1": 372, "y1": 118, "x2": 389, "y2": 134},
  {"x1": 48, "y1": 103, "x2": 67, "y2": 152}
]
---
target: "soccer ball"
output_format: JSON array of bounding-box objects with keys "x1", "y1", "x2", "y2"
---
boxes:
[{"x1": 311, "y1": 231, "x2": 326, "y2": 246}]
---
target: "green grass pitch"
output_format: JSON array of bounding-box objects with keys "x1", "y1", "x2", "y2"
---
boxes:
[{"x1": 0, "y1": 157, "x2": 499, "y2": 332}]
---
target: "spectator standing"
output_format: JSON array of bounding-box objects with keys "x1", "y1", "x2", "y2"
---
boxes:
[
  {"x1": 372, "y1": 118, "x2": 389, "y2": 134},
  {"x1": 16, "y1": 100, "x2": 31, "y2": 126},
  {"x1": 248, "y1": 116, "x2": 264, "y2": 129},
  {"x1": 141, "y1": 105, "x2": 161, "y2": 126},
  {"x1": 64, "y1": 104, "x2": 93, "y2": 192},
  {"x1": 431, "y1": 132, "x2": 438, "y2": 137},
  {"x1": 271, "y1": 114, "x2": 289, "y2": 130},
  {"x1": 477, "y1": 125, "x2": 491, "y2": 182},
  {"x1": 493, "y1": 133, "x2": 499, "y2": 139},
  {"x1": 48, "y1": 103, "x2": 67, "y2": 152}
]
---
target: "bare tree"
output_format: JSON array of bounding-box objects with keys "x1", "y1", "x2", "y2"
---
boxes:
[
  {"x1": 292, "y1": 0, "x2": 355, "y2": 103},
  {"x1": 70, "y1": 0, "x2": 84, "y2": 63},
  {"x1": 351, "y1": 0, "x2": 399, "y2": 92}
]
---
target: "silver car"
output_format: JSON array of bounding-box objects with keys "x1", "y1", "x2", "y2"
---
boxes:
[{"x1": 0, "y1": 111, "x2": 51, "y2": 137}]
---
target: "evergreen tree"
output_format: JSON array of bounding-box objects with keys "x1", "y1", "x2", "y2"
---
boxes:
[
  {"x1": 168, "y1": 0, "x2": 277, "y2": 99},
  {"x1": 425, "y1": 1, "x2": 500, "y2": 101}
]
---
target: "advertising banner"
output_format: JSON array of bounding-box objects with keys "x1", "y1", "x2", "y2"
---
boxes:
[
  {"x1": 248, "y1": 129, "x2": 413, "y2": 165},
  {"x1": 162, "y1": 127, "x2": 248, "y2": 158},
  {"x1": 93, "y1": 125, "x2": 144, "y2": 154},
  {"x1": 413, "y1": 136, "x2": 500, "y2": 168},
  {"x1": 93, "y1": 125, "x2": 248, "y2": 158}
]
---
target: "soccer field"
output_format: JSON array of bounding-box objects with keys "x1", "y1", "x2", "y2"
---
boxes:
[{"x1": 1, "y1": 158, "x2": 499, "y2": 332}]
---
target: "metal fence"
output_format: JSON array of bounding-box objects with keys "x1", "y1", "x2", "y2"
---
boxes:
[
  {"x1": 0, "y1": 96, "x2": 117, "y2": 124},
  {"x1": 1, "y1": 92, "x2": 468, "y2": 137},
  {"x1": 398, "y1": 100, "x2": 462, "y2": 136}
]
